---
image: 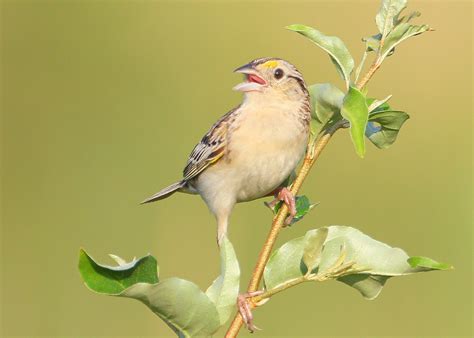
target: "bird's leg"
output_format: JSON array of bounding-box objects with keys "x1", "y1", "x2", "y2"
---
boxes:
[
  {"x1": 216, "y1": 210, "x2": 232, "y2": 246},
  {"x1": 237, "y1": 291, "x2": 264, "y2": 333},
  {"x1": 265, "y1": 187, "x2": 297, "y2": 225}
]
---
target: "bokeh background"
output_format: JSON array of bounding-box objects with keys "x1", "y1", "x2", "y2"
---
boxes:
[{"x1": 1, "y1": 0, "x2": 472, "y2": 337}]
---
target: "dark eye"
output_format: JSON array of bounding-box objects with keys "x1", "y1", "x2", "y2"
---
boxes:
[{"x1": 274, "y1": 68, "x2": 284, "y2": 80}]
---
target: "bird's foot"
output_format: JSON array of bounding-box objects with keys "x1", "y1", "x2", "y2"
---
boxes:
[
  {"x1": 265, "y1": 187, "x2": 297, "y2": 225},
  {"x1": 237, "y1": 291, "x2": 264, "y2": 333}
]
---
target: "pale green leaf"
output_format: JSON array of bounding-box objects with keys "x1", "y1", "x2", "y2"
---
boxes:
[
  {"x1": 302, "y1": 227, "x2": 328, "y2": 273},
  {"x1": 310, "y1": 83, "x2": 344, "y2": 122},
  {"x1": 264, "y1": 226, "x2": 449, "y2": 299},
  {"x1": 264, "y1": 236, "x2": 306, "y2": 290},
  {"x1": 404, "y1": 11, "x2": 422, "y2": 23},
  {"x1": 368, "y1": 95, "x2": 392, "y2": 112},
  {"x1": 205, "y1": 236, "x2": 240, "y2": 325},
  {"x1": 310, "y1": 119, "x2": 324, "y2": 141},
  {"x1": 341, "y1": 86, "x2": 369, "y2": 158},
  {"x1": 122, "y1": 279, "x2": 220, "y2": 337},
  {"x1": 309, "y1": 83, "x2": 344, "y2": 136},
  {"x1": 338, "y1": 274, "x2": 389, "y2": 300},
  {"x1": 376, "y1": 0, "x2": 407, "y2": 36},
  {"x1": 366, "y1": 110, "x2": 409, "y2": 149},
  {"x1": 287, "y1": 24, "x2": 354, "y2": 88},
  {"x1": 362, "y1": 34, "x2": 383, "y2": 52},
  {"x1": 366, "y1": 97, "x2": 391, "y2": 112},
  {"x1": 79, "y1": 238, "x2": 240, "y2": 337},
  {"x1": 380, "y1": 23, "x2": 431, "y2": 59}
]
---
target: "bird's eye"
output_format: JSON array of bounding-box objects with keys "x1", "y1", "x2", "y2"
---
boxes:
[{"x1": 274, "y1": 68, "x2": 284, "y2": 80}]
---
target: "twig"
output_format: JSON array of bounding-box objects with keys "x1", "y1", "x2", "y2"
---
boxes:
[
  {"x1": 251, "y1": 260, "x2": 360, "y2": 304},
  {"x1": 224, "y1": 128, "x2": 337, "y2": 337},
  {"x1": 356, "y1": 31, "x2": 386, "y2": 90},
  {"x1": 356, "y1": 60, "x2": 381, "y2": 90}
]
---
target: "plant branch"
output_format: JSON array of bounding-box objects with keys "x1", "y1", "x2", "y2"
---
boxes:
[
  {"x1": 255, "y1": 276, "x2": 308, "y2": 302},
  {"x1": 225, "y1": 44, "x2": 376, "y2": 336},
  {"x1": 224, "y1": 126, "x2": 339, "y2": 338},
  {"x1": 356, "y1": 59, "x2": 381, "y2": 90},
  {"x1": 236, "y1": 252, "x2": 361, "y2": 316},
  {"x1": 356, "y1": 34, "x2": 386, "y2": 90}
]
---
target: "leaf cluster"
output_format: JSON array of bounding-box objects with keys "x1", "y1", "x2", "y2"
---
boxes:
[
  {"x1": 79, "y1": 224, "x2": 450, "y2": 337},
  {"x1": 288, "y1": 0, "x2": 431, "y2": 157},
  {"x1": 79, "y1": 237, "x2": 239, "y2": 337}
]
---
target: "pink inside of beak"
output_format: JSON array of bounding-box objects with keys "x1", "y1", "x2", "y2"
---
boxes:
[{"x1": 247, "y1": 74, "x2": 266, "y2": 85}]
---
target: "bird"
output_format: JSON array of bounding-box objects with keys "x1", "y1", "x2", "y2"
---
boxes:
[{"x1": 142, "y1": 57, "x2": 311, "y2": 245}]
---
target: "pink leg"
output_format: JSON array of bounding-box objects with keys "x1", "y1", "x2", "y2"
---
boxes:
[
  {"x1": 237, "y1": 291, "x2": 264, "y2": 333},
  {"x1": 265, "y1": 187, "x2": 297, "y2": 225}
]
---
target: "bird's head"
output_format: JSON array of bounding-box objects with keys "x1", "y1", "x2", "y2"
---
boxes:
[{"x1": 233, "y1": 57, "x2": 308, "y2": 101}]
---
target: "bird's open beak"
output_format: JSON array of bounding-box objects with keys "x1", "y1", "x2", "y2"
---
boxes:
[{"x1": 233, "y1": 63, "x2": 267, "y2": 92}]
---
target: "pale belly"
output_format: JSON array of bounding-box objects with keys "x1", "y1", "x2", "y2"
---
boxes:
[
  {"x1": 189, "y1": 97, "x2": 310, "y2": 217},
  {"x1": 232, "y1": 144, "x2": 304, "y2": 202},
  {"x1": 194, "y1": 117, "x2": 308, "y2": 205}
]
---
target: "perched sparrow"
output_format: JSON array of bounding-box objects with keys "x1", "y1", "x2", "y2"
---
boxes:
[{"x1": 142, "y1": 57, "x2": 311, "y2": 245}]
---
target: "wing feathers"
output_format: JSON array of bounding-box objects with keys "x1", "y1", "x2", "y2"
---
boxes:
[{"x1": 182, "y1": 107, "x2": 239, "y2": 180}]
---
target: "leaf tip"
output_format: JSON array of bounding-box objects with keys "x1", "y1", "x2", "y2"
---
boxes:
[
  {"x1": 356, "y1": 148, "x2": 366, "y2": 158},
  {"x1": 407, "y1": 256, "x2": 453, "y2": 270},
  {"x1": 78, "y1": 247, "x2": 89, "y2": 263},
  {"x1": 285, "y1": 24, "x2": 302, "y2": 31}
]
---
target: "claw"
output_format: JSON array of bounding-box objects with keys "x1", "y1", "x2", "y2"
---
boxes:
[
  {"x1": 264, "y1": 198, "x2": 279, "y2": 211},
  {"x1": 266, "y1": 187, "x2": 296, "y2": 225},
  {"x1": 237, "y1": 291, "x2": 264, "y2": 333}
]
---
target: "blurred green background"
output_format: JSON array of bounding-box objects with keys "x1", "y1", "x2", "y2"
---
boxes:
[{"x1": 1, "y1": 0, "x2": 472, "y2": 337}]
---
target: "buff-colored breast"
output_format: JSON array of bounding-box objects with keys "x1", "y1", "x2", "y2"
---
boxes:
[{"x1": 194, "y1": 99, "x2": 308, "y2": 215}]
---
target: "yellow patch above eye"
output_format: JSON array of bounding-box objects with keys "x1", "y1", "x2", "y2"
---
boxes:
[{"x1": 263, "y1": 60, "x2": 278, "y2": 68}]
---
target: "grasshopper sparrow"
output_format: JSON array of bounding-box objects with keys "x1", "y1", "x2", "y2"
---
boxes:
[{"x1": 142, "y1": 58, "x2": 311, "y2": 245}]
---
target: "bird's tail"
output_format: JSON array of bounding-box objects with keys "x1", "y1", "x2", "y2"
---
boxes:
[{"x1": 141, "y1": 180, "x2": 186, "y2": 204}]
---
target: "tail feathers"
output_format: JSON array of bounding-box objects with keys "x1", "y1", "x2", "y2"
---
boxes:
[{"x1": 141, "y1": 180, "x2": 186, "y2": 204}]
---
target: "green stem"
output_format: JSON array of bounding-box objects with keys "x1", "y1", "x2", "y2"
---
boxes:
[
  {"x1": 253, "y1": 276, "x2": 308, "y2": 303},
  {"x1": 252, "y1": 258, "x2": 360, "y2": 304},
  {"x1": 354, "y1": 49, "x2": 368, "y2": 84}
]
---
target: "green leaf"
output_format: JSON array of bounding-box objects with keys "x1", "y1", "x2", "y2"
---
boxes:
[
  {"x1": 264, "y1": 236, "x2": 306, "y2": 290},
  {"x1": 309, "y1": 83, "x2": 344, "y2": 137},
  {"x1": 287, "y1": 24, "x2": 354, "y2": 88},
  {"x1": 79, "y1": 236, "x2": 240, "y2": 337},
  {"x1": 380, "y1": 23, "x2": 431, "y2": 59},
  {"x1": 302, "y1": 227, "x2": 329, "y2": 274},
  {"x1": 366, "y1": 110, "x2": 409, "y2": 149},
  {"x1": 122, "y1": 278, "x2": 220, "y2": 337},
  {"x1": 376, "y1": 0, "x2": 407, "y2": 36},
  {"x1": 341, "y1": 86, "x2": 369, "y2": 157},
  {"x1": 367, "y1": 95, "x2": 392, "y2": 113},
  {"x1": 366, "y1": 97, "x2": 391, "y2": 112},
  {"x1": 367, "y1": 3, "x2": 430, "y2": 59},
  {"x1": 273, "y1": 195, "x2": 316, "y2": 225},
  {"x1": 362, "y1": 34, "x2": 383, "y2": 52},
  {"x1": 78, "y1": 249, "x2": 158, "y2": 294},
  {"x1": 408, "y1": 256, "x2": 452, "y2": 270},
  {"x1": 309, "y1": 119, "x2": 324, "y2": 142},
  {"x1": 264, "y1": 226, "x2": 450, "y2": 300},
  {"x1": 338, "y1": 274, "x2": 389, "y2": 300},
  {"x1": 205, "y1": 236, "x2": 240, "y2": 325}
]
